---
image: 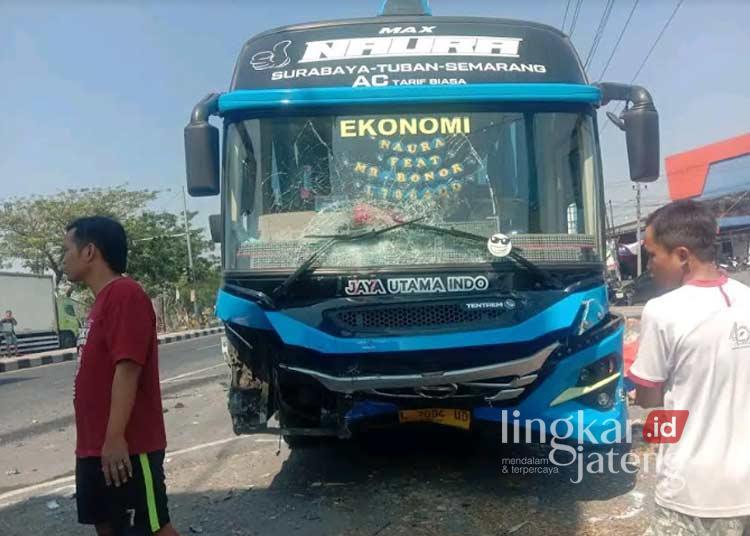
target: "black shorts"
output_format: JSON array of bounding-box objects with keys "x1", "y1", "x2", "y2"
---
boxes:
[{"x1": 76, "y1": 450, "x2": 170, "y2": 534}]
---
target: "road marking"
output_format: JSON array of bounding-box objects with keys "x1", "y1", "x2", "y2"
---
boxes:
[
  {"x1": 50, "y1": 484, "x2": 75, "y2": 496},
  {"x1": 160, "y1": 363, "x2": 224, "y2": 384},
  {"x1": 1, "y1": 349, "x2": 222, "y2": 380},
  {"x1": 0, "y1": 475, "x2": 78, "y2": 504},
  {"x1": 0, "y1": 435, "x2": 262, "y2": 506},
  {"x1": 194, "y1": 343, "x2": 220, "y2": 352},
  {"x1": 165, "y1": 436, "x2": 248, "y2": 457},
  {"x1": 0, "y1": 334, "x2": 222, "y2": 376},
  {"x1": 157, "y1": 334, "x2": 222, "y2": 352},
  {"x1": 0, "y1": 359, "x2": 73, "y2": 374}
]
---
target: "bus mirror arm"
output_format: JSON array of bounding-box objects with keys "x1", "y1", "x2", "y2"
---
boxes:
[
  {"x1": 209, "y1": 214, "x2": 222, "y2": 243},
  {"x1": 596, "y1": 82, "x2": 652, "y2": 107},
  {"x1": 185, "y1": 93, "x2": 222, "y2": 196},
  {"x1": 605, "y1": 111, "x2": 625, "y2": 132},
  {"x1": 596, "y1": 83, "x2": 660, "y2": 183}
]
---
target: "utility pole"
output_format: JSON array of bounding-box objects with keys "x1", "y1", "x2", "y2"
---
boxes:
[
  {"x1": 635, "y1": 184, "x2": 642, "y2": 277},
  {"x1": 607, "y1": 199, "x2": 622, "y2": 282},
  {"x1": 182, "y1": 186, "x2": 199, "y2": 317}
]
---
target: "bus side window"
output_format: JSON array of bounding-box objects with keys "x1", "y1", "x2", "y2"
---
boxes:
[{"x1": 488, "y1": 116, "x2": 529, "y2": 233}]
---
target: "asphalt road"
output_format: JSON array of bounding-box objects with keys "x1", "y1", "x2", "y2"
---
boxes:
[
  {"x1": 0, "y1": 333, "x2": 660, "y2": 536},
  {"x1": 0, "y1": 335, "x2": 228, "y2": 494}
]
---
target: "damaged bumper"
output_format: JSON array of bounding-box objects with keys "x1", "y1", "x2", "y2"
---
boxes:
[{"x1": 278, "y1": 342, "x2": 559, "y2": 401}]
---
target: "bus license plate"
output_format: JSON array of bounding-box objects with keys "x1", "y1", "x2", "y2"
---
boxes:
[{"x1": 398, "y1": 408, "x2": 471, "y2": 430}]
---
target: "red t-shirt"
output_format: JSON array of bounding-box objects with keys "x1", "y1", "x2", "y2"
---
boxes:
[{"x1": 74, "y1": 277, "x2": 166, "y2": 457}]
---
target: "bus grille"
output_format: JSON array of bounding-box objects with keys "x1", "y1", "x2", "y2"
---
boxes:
[{"x1": 331, "y1": 302, "x2": 512, "y2": 332}]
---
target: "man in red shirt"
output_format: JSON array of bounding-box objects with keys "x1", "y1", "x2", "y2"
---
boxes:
[{"x1": 63, "y1": 216, "x2": 179, "y2": 536}]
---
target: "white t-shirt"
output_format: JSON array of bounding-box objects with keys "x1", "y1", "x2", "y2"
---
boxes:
[{"x1": 629, "y1": 275, "x2": 750, "y2": 518}]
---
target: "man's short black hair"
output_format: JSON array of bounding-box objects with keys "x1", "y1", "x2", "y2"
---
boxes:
[
  {"x1": 645, "y1": 200, "x2": 717, "y2": 262},
  {"x1": 66, "y1": 216, "x2": 128, "y2": 274}
]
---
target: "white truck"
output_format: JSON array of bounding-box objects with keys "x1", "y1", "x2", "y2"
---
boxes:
[{"x1": 0, "y1": 272, "x2": 81, "y2": 355}]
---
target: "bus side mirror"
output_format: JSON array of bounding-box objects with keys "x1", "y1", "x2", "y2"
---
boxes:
[
  {"x1": 185, "y1": 123, "x2": 220, "y2": 196},
  {"x1": 185, "y1": 93, "x2": 221, "y2": 196},
  {"x1": 598, "y1": 83, "x2": 660, "y2": 183},
  {"x1": 209, "y1": 214, "x2": 222, "y2": 243},
  {"x1": 623, "y1": 105, "x2": 659, "y2": 183}
]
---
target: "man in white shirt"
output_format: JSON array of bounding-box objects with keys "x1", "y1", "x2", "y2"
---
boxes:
[{"x1": 628, "y1": 200, "x2": 750, "y2": 535}]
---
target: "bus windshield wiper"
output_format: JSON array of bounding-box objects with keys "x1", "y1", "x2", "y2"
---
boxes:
[
  {"x1": 271, "y1": 216, "x2": 425, "y2": 300},
  {"x1": 399, "y1": 221, "x2": 564, "y2": 290}
]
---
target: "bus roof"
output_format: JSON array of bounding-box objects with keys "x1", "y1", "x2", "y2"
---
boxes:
[{"x1": 229, "y1": 16, "x2": 587, "y2": 92}]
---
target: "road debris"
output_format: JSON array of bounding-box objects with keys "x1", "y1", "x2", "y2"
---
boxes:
[
  {"x1": 372, "y1": 521, "x2": 392, "y2": 535},
  {"x1": 506, "y1": 520, "x2": 529, "y2": 534}
]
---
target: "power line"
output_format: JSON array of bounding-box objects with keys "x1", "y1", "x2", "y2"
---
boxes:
[
  {"x1": 601, "y1": 0, "x2": 685, "y2": 134},
  {"x1": 583, "y1": 0, "x2": 616, "y2": 69},
  {"x1": 606, "y1": 153, "x2": 750, "y2": 189},
  {"x1": 568, "y1": 0, "x2": 585, "y2": 37},
  {"x1": 719, "y1": 190, "x2": 750, "y2": 218},
  {"x1": 628, "y1": 0, "x2": 685, "y2": 85},
  {"x1": 597, "y1": 0, "x2": 640, "y2": 81},
  {"x1": 609, "y1": 179, "x2": 750, "y2": 218},
  {"x1": 562, "y1": 0, "x2": 573, "y2": 30},
  {"x1": 610, "y1": 201, "x2": 668, "y2": 209}
]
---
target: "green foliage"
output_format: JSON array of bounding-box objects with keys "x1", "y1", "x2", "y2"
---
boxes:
[
  {"x1": 0, "y1": 186, "x2": 157, "y2": 281},
  {"x1": 0, "y1": 186, "x2": 220, "y2": 323},
  {"x1": 127, "y1": 210, "x2": 220, "y2": 314}
]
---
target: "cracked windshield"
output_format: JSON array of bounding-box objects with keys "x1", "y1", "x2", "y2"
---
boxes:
[
  {"x1": 8, "y1": 0, "x2": 750, "y2": 533},
  {"x1": 225, "y1": 110, "x2": 601, "y2": 271}
]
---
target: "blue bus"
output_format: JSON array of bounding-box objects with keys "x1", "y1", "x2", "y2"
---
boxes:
[{"x1": 185, "y1": 0, "x2": 659, "y2": 448}]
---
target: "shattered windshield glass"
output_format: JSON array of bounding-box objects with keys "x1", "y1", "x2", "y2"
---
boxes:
[{"x1": 224, "y1": 110, "x2": 602, "y2": 271}]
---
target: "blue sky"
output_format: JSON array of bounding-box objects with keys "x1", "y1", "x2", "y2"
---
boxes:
[{"x1": 2, "y1": 0, "x2": 749, "y2": 228}]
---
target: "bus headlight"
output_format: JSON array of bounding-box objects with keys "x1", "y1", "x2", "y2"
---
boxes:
[{"x1": 550, "y1": 354, "x2": 621, "y2": 408}]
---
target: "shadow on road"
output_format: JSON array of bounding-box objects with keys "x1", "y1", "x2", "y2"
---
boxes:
[
  {"x1": 0, "y1": 427, "x2": 639, "y2": 536},
  {"x1": 0, "y1": 373, "x2": 224, "y2": 446},
  {"x1": 268, "y1": 428, "x2": 636, "y2": 534},
  {"x1": 0, "y1": 376, "x2": 37, "y2": 387}
]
